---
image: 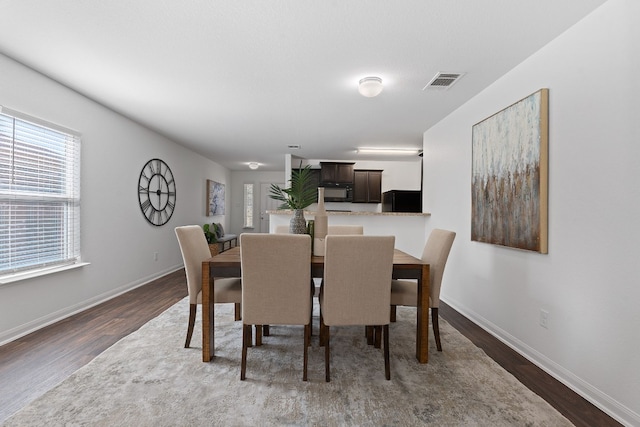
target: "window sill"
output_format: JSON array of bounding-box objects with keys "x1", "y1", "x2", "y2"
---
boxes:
[{"x1": 0, "y1": 262, "x2": 91, "y2": 285}]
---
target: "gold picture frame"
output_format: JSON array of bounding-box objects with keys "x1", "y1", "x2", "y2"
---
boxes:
[{"x1": 471, "y1": 89, "x2": 549, "y2": 253}]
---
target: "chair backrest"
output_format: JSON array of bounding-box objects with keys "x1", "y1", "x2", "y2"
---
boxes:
[
  {"x1": 322, "y1": 235, "x2": 395, "y2": 326},
  {"x1": 275, "y1": 225, "x2": 363, "y2": 235},
  {"x1": 274, "y1": 225, "x2": 290, "y2": 234},
  {"x1": 175, "y1": 225, "x2": 211, "y2": 304},
  {"x1": 240, "y1": 233, "x2": 312, "y2": 325},
  {"x1": 327, "y1": 225, "x2": 364, "y2": 235},
  {"x1": 421, "y1": 229, "x2": 456, "y2": 308}
]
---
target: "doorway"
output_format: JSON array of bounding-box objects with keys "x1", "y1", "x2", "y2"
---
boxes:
[{"x1": 259, "y1": 182, "x2": 283, "y2": 233}]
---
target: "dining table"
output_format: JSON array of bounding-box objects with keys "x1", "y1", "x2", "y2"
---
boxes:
[{"x1": 201, "y1": 245, "x2": 430, "y2": 363}]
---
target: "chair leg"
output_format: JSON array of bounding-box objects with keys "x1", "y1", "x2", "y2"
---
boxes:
[
  {"x1": 366, "y1": 325, "x2": 374, "y2": 345},
  {"x1": 390, "y1": 305, "x2": 397, "y2": 322},
  {"x1": 432, "y1": 307, "x2": 442, "y2": 351},
  {"x1": 234, "y1": 303, "x2": 241, "y2": 321},
  {"x1": 303, "y1": 324, "x2": 310, "y2": 381},
  {"x1": 255, "y1": 325, "x2": 263, "y2": 346},
  {"x1": 383, "y1": 324, "x2": 390, "y2": 380},
  {"x1": 319, "y1": 311, "x2": 326, "y2": 346},
  {"x1": 324, "y1": 324, "x2": 331, "y2": 382},
  {"x1": 309, "y1": 280, "x2": 315, "y2": 337},
  {"x1": 241, "y1": 324, "x2": 250, "y2": 380},
  {"x1": 309, "y1": 293, "x2": 314, "y2": 337},
  {"x1": 374, "y1": 326, "x2": 382, "y2": 349},
  {"x1": 184, "y1": 304, "x2": 197, "y2": 348}
]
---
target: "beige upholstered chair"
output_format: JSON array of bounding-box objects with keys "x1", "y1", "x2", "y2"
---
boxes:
[
  {"x1": 239, "y1": 233, "x2": 312, "y2": 381},
  {"x1": 174, "y1": 225, "x2": 242, "y2": 348},
  {"x1": 327, "y1": 225, "x2": 364, "y2": 235},
  {"x1": 390, "y1": 228, "x2": 456, "y2": 351},
  {"x1": 320, "y1": 235, "x2": 395, "y2": 382},
  {"x1": 274, "y1": 225, "x2": 290, "y2": 233}
]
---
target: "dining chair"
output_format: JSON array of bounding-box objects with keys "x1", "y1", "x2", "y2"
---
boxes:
[
  {"x1": 274, "y1": 225, "x2": 290, "y2": 233},
  {"x1": 327, "y1": 225, "x2": 364, "y2": 235},
  {"x1": 276, "y1": 224, "x2": 364, "y2": 291},
  {"x1": 174, "y1": 225, "x2": 242, "y2": 348},
  {"x1": 390, "y1": 228, "x2": 456, "y2": 351},
  {"x1": 320, "y1": 235, "x2": 395, "y2": 382},
  {"x1": 274, "y1": 225, "x2": 363, "y2": 235},
  {"x1": 239, "y1": 233, "x2": 312, "y2": 381}
]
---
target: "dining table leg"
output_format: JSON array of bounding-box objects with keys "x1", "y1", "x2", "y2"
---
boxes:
[
  {"x1": 416, "y1": 264, "x2": 430, "y2": 363},
  {"x1": 202, "y1": 261, "x2": 214, "y2": 362}
]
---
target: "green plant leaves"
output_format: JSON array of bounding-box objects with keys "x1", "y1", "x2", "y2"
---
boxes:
[{"x1": 269, "y1": 164, "x2": 316, "y2": 210}]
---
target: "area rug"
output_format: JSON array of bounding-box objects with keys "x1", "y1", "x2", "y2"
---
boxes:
[{"x1": 3, "y1": 298, "x2": 572, "y2": 426}]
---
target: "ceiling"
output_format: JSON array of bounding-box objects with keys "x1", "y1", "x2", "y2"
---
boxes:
[{"x1": 0, "y1": 0, "x2": 607, "y2": 170}]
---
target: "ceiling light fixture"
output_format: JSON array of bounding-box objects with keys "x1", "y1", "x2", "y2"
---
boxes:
[
  {"x1": 357, "y1": 147, "x2": 420, "y2": 155},
  {"x1": 248, "y1": 162, "x2": 259, "y2": 170},
  {"x1": 358, "y1": 77, "x2": 383, "y2": 97}
]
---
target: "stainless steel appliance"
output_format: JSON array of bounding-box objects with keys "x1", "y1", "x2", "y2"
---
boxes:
[
  {"x1": 382, "y1": 190, "x2": 422, "y2": 212},
  {"x1": 322, "y1": 184, "x2": 353, "y2": 202}
]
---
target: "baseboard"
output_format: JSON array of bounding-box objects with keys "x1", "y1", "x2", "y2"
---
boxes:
[
  {"x1": 0, "y1": 265, "x2": 183, "y2": 347},
  {"x1": 442, "y1": 296, "x2": 639, "y2": 427}
]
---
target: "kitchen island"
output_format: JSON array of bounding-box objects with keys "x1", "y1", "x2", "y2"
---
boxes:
[{"x1": 267, "y1": 210, "x2": 431, "y2": 257}]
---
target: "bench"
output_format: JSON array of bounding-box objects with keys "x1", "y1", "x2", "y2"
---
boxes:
[
  {"x1": 216, "y1": 234, "x2": 238, "y2": 252},
  {"x1": 206, "y1": 222, "x2": 237, "y2": 253}
]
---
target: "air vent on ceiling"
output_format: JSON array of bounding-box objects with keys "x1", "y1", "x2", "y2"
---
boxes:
[
  {"x1": 287, "y1": 144, "x2": 301, "y2": 150},
  {"x1": 423, "y1": 72, "x2": 465, "y2": 91}
]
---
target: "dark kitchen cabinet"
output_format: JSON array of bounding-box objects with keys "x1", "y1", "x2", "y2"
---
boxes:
[
  {"x1": 308, "y1": 169, "x2": 321, "y2": 202},
  {"x1": 353, "y1": 170, "x2": 382, "y2": 203},
  {"x1": 320, "y1": 162, "x2": 354, "y2": 184}
]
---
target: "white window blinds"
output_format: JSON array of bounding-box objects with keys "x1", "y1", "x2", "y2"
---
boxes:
[
  {"x1": 0, "y1": 107, "x2": 81, "y2": 277},
  {"x1": 243, "y1": 183, "x2": 254, "y2": 228}
]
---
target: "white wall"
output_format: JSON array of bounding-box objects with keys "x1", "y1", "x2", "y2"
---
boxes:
[
  {"x1": 0, "y1": 54, "x2": 231, "y2": 344},
  {"x1": 423, "y1": 0, "x2": 639, "y2": 424}
]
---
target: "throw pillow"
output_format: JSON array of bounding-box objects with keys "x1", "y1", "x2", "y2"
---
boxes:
[
  {"x1": 212, "y1": 223, "x2": 221, "y2": 239},
  {"x1": 216, "y1": 223, "x2": 225, "y2": 237}
]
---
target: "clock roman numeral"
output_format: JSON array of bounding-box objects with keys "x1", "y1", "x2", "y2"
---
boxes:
[
  {"x1": 140, "y1": 198, "x2": 152, "y2": 213},
  {"x1": 141, "y1": 171, "x2": 151, "y2": 182},
  {"x1": 147, "y1": 207, "x2": 158, "y2": 223}
]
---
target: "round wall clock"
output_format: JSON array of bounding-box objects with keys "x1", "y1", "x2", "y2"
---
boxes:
[{"x1": 138, "y1": 158, "x2": 176, "y2": 226}]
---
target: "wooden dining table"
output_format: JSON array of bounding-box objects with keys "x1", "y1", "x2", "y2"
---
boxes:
[{"x1": 201, "y1": 245, "x2": 430, "y2": 363}]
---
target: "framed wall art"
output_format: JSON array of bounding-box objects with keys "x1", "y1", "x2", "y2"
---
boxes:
[
  {"x1": 206, "y1": 180, "x2": 225, "y2": 216},
  {"x1": 471, "y1": 88, "x2": 549, "y2": 253}
]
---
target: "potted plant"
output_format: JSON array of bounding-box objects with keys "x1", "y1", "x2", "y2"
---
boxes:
[
  {"x1": 269, "y1": 164, "x2": 317, "y2": 234},
  {"x1": 203, "y1": 223, "x2": 219, "y2": 256}
]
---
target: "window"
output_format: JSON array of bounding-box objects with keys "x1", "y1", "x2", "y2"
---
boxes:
[
  {"x1": 0, "y1": 107, "x2": 81, "y2": 279},
  {"x1": 243, "y1": 183, "x2": 254, "y2": 228}
]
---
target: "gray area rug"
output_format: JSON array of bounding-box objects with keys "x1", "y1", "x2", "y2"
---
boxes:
[{"x1": 4, "y1": 297, "x2": 572, "y2": 426}]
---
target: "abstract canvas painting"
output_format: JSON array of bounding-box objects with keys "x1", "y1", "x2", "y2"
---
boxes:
[
  {"x1": 207, "y1": 180, "x2": 225, "y2": 216},
  {"x1": 471, "y1": 89, "x2": 549, "y2": 253}
]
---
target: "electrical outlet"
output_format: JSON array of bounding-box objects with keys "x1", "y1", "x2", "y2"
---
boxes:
[
  {"x1": 539, "y1": 309, "x2": 549, "y2": 329},
  {"x1": 153, "y1": 252, "x2": 159, "y2": 262}
]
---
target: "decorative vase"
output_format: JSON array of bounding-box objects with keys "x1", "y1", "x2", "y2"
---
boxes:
[
  {"x1": 314, "y1": 187, "x2": 328, "y2": 256},
  {"x1": 289, "y1": 209, "x2": 307, "y2": 234}
]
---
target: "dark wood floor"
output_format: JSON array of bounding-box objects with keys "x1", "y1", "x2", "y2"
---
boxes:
[{"x1": 0, "y1": 269, "x2": 620, "y2": 426}]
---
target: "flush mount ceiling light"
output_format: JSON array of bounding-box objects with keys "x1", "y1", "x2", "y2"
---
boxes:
[
  {"x1": 248, "y1": 162, "x2": 259, "y2": 170},
  {"x1": 357, "y1": 147, "x2": 420, "y2": 155},
  {"x1": 358, "y1": 77, "x2": 383, "y2": 97}
]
